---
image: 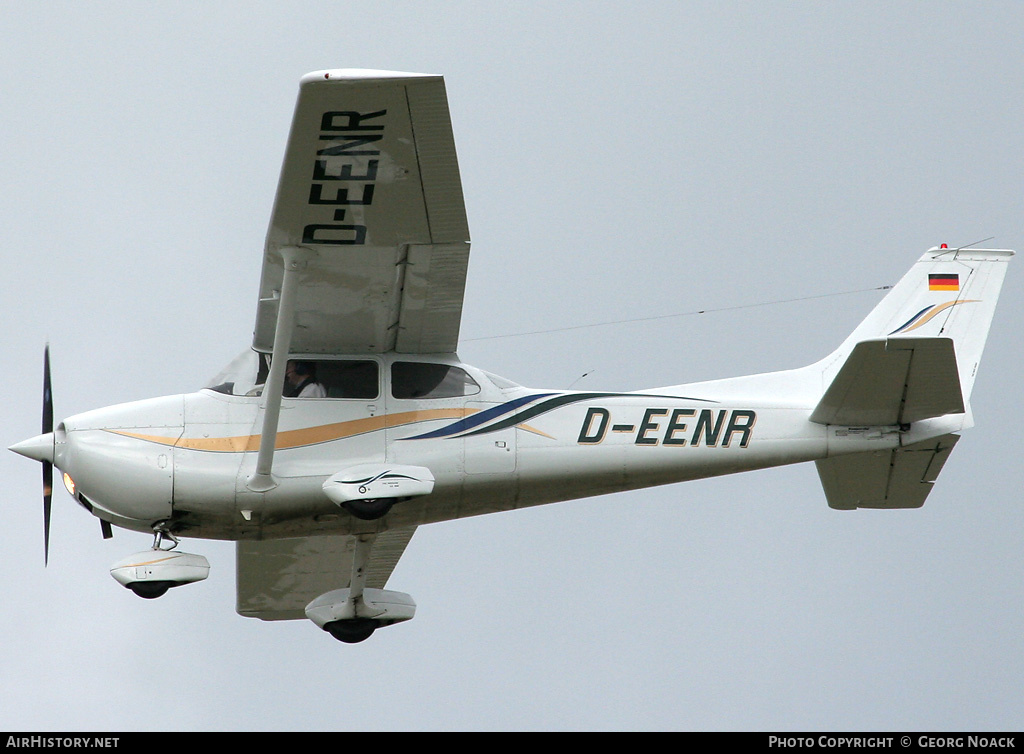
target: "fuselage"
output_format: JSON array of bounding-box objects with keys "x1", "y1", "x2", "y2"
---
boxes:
[{"x1": 48, "y1": 350, "x2": 951, "y2": 542}]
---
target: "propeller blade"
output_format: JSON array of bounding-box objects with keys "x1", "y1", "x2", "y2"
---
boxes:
[
  {"x1": 43, "y1": 344, "x2": 53, "y2": 434},
  {"x1": 42, "y1": 345, "x2": 53, "y2": 566},
  {"x1": 43, "y1": 462, "x2": 52, "y2": 566}
]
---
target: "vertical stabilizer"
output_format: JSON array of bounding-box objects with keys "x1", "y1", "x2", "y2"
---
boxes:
[{"x1": 819, "y1": 247, "x2": 1013, "y2": 401}]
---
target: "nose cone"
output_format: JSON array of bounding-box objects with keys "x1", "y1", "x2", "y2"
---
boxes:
[{"x1": 9, "y1": 432, "x2": 55, "y2": 463}]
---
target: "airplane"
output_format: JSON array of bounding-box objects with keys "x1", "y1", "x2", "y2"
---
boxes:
[{"x1": 10, "y1": 69, "x2": 1014, "y2": 644}]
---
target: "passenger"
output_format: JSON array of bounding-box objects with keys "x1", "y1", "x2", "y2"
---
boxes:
[{"x1": 284, "y1": 361, "x2": 327, "y2": 398}]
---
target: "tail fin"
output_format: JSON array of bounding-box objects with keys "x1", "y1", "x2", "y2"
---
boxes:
[
  {"x1": 813, "y1": 246, "x2": 1013, "y2": 510},
  {"x1": 818, "y1": 246, "x2": 1014, "y2": 402}
]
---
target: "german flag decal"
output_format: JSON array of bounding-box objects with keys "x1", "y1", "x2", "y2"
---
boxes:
[{"x1": 929, "y1": 273, "x2": 959, "y2": 291}]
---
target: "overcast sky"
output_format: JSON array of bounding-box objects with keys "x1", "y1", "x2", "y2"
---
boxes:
[{"x1": 1, "y1": 1, "x2": 1022, "y2": 732}]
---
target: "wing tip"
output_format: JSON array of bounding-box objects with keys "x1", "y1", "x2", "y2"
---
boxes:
[
  {"x1": 923, "y1": 246, "x2": 1016, "y2": 261},
  {"x1": 301, "y1": 69, "x2": 442, "y2": 85}
]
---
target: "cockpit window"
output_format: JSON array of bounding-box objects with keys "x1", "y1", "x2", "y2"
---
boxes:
[
  {"x1": 391, "y1": 362, "x2": 480, "y2": 399},
  {"x1": 205, "y1": 351, "x2": 379, "y2": 399}
]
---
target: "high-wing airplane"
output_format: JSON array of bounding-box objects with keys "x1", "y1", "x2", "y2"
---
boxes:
[{"x1": 10, "y1": 70, "x2": 1014, "y2": 644}]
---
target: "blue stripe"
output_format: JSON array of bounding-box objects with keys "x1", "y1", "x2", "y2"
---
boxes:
[
  {"x1": 890, "y1": 305, "x2": 933, "y2": 335},
  {"x1": 403, "y1": 393, "x2": 556, "y2": 439}
]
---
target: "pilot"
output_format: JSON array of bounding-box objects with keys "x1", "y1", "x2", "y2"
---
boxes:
[{"x1": 284, "y1": 360, "x2": 327, "y2": 398}]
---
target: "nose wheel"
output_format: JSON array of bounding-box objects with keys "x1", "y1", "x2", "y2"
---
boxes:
[
  {"x1": 128, "y1": 580, "x2": 173, "y2": 599},
  {"x1": 124, "y1": 526, "x2": 179, "y2": 597},
  {"x1": 109, "y1": 522, "x2": 210, "y2": 599}
]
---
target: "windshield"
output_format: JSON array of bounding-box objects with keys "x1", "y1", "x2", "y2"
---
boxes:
[
  {"x1": 205, "y1": 349, "x2": 266, "y2": 396},
  {"x1": 480, "y1": 370, "x2": 522, "y2": 390}
]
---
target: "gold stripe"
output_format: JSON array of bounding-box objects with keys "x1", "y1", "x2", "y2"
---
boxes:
[
  {"x1": 517, "y1": 423, "x2": 555, "y2": 439},
  {"x1": 119, "y1": 554, "x2": 181, "y2": 567},
  {"x1": 108, "y1": 408, "x2": 478, "y2": 452},
  {"x1": 901, "y1": 299, "x2": 978, "y2": 332}
]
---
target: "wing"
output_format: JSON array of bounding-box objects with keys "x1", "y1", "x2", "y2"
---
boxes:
[
  {"x1": 236, "y1": 527, "x2": 417, "y2": 620},
  {"x1": 253, "y1": 69, "x2": 470, "y2": 356}
]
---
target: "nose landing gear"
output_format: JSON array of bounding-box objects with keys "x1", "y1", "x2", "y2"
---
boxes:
[{"x1": 109, "y1": 521, "x2": 210, "y2": 599}]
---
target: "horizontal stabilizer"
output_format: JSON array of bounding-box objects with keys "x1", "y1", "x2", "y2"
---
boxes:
[
  {"x1": 816, "y1": 433, "x2": 959, "y2": 510},
  {"x1": 810, "y1": 337, "x2": 964, "y2": 426}
]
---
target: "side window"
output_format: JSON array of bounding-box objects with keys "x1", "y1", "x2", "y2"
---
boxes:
[
  {"x1": 391, "y1": 362, "x2": 481, "y2": 399},
  {"x1": 318, "y1": 360, "x2": 380, "y2": 399},
  {"x1": 206, "y1": 353, "x2": 380, "y2": 399}
]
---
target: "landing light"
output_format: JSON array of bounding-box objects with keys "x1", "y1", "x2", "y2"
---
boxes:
[{"x1": 62, "y1": 473, "x2": 76, "y2": 497}]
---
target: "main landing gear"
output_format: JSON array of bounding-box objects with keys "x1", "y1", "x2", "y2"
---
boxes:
[{"x1": 305, "y1": 534, "x2": 416, "y2": 643}]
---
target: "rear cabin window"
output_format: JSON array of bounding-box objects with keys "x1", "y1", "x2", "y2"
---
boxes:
[
  {"x1": 391, "y1": 363, "x2": 480, "y2": 399},
  {"x1": 314, "y1": 360, "x2": 379, "y2": 399}
]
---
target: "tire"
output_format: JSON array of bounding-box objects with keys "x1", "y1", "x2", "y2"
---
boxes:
[
  {"x1": 341, "y1": 498, "x2": 394, "y2": 520},
  {"x1": 324, "y1": 619, "x2": 377, "y2": 644},
  {"x1": 128, "y1": 581, "x2": 173, "y2": 599}
]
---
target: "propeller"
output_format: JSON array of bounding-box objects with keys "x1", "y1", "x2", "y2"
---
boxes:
[
  {"x1": 11, "y1": 345, "x2": 112, "y2": 561},
  {"x1": 42, "y1": 345, "x2": 53, "y2": 566}
]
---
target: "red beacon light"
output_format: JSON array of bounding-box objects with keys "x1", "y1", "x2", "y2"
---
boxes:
[{"x1": 940, "y1": 243, "x2": 948, "y2": 248}]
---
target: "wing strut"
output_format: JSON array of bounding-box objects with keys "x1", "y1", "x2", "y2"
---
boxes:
[
  {"x1": 347, "y1": 534, "x2": 374, "y2": 604},
  {"x1": 247, "y1": 246, "x2": 314, "y2": 492}
]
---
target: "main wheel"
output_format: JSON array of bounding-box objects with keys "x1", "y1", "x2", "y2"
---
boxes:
[
  {"x1": 342, "y1": 498, "x2": 394, "y2": 520},
  {"x1": 324, "y1": 619, "x2": 377, "y2": 644}
]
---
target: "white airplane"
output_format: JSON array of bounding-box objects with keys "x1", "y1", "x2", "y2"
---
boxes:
[{"x1": 10, "y1": 70, "x2": 1014, "y2": 644}]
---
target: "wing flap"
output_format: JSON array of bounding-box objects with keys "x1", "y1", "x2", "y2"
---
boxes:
[
  {"x1": 815, "y1": 433, "x2": 960, "y2": 510},
  {"x1": 236, "y1": 527, "x2": 416, "y2": 621},
  {"x1": 396, "y1": 243, "x2": 472, "y2": 353},
  {"x1": 810, "y1": 337, "x2": 964, "y2": 426}
]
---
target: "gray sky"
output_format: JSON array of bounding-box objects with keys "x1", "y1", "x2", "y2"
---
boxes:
[{"x1": 1, "y1": 1, "x2": 1022, "y2": 731}]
